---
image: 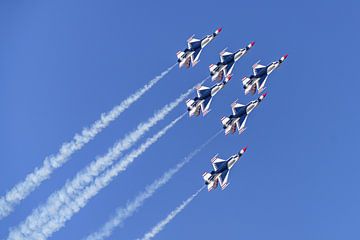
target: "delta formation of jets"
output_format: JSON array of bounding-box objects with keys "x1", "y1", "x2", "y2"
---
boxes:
[{"x1": 176, "y1": 28, "x2": 288, "y2": 191}]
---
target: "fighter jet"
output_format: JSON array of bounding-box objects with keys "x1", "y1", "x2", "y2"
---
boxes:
[
  {"x1": 221, "y1": 93, "x2": 267, "y2": 135},
  {"x1": 186, "y1": 75, "x2": 232, "y2": 117},
  {"x1": 176, "y1": 28, "x2": 222, "y2": 69},
  {"x1": 209, "y1": 41, "x2": 255, "y2": 81},
  {"x1": 202, "y1": 147, "x2": 247, "y2": 191},
  {"x1": 242, "y1": 54, "x2": 288, "y2": 95}
]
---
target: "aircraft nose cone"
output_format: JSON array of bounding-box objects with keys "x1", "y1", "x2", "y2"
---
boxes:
[
  {"x1": 242, "y1": 146, "x2": 248, "y2": 152},
  {"x1": 262, "y1": 92, "x2": 268, "y2": 98},
  {"x1": 283, "y1": 54, "x2": 288, "y2": 60},
  {"x1": 250, "y1": 41, "x2": 255, "y2": 47},
  {"x1": 217, "y1": 27, "x2": 222, "y2": 33}
]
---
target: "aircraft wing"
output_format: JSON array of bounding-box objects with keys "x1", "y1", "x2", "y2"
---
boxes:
[
  {"x1": 191, "y1": 48, "x2": 203, "y2": 64},
  {"x1": 253, "y1": 63, "x2": 266, "y2": 75},
  {"x1": 232, "y1": 103, "x2": 246, "y2": 115},
  {"x1": 218, "y1": 169, "x2": 230, "y2": 190},
  {"x1": 257, "y1": 75, "x2": 269, "y2": 91},
  {"x1": 187, "y1": 38, "x2": 201, "y2": 48},
  {"x1": 211, "y1": 157, "x2": 226, "y2": 171},
  {"x1": 220, "y1": 51, "x2": 233, "y2": 63},
  {"x1": 201, "y1": 97, "x2": 213, "y2": 115},
  {"x1": 224, "y1": 62, "x2": 235, "y2": 77},
  {"x1": 236, "y1": 115, "x2": 248, "y2": 133},
  {"x1": 196, "y1": 86, "x2": 210, "y2": 98}
]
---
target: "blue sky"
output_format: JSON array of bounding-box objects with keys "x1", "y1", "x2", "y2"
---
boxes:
[{"x1": 0, "y1": 0, "x2": 359, "y2": 239}]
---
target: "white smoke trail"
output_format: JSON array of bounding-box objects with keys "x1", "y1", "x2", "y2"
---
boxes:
[
  {"x1": 6, "y1": 77, "x2": 201, "y2": 239},
  {"x1": 8, "y1": 114, "x2": 184, "y2": 240},
  {"x1": 0, "y1": 64, "x2": 176, "y2": 220},
  {"x1": 85, "y1": 130, "x2": 221, "y2": 240},
  {"x1": 137, "y1": 186, "x2": 205, "y2": 240}
]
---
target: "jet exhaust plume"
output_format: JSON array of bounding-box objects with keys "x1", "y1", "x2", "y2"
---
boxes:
[
  {"x1": 7, "y1": 83, "x2": 196, "y2": 239},
  {"x1": 137, "y1": 186, "x2": 205, "y2": 240},
  {"x1": 0, "y1": 64, "x2": 176, "y2": 220},
  {"x1": 8, "y1": 115, "x2": 184, "y2": 240},
  {"x1": 84, "y1": 130, "x2": 221, "y2": 240}
]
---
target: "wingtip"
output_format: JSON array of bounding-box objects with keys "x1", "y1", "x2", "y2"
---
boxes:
[{"x1": 226, "y1": 74, "x2": 232, "y2": 81}]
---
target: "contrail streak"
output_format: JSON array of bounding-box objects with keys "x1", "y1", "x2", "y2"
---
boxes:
[
  {"x1": 8, "y1": 115, "x2": 184, "y2": 240},
  {"x1": 0, "y1": 64, "x2": 176, "y2": 220},
  {"x1": 137, "y1": 186, "x2": 205, "y2": 240},
  {"x1": 6, "y1": 76, "x2": 203, "y2": 239},
  {"x1": 85, "y1": 130, "x2": 221, "y2": 240}
]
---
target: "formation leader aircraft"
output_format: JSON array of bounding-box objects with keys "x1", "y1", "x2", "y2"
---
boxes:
[
  {"x1": 242, "y1": 54, "x2": 288, "y2": 95},
  {"x1": 221, "y1": 93, "x2": 267, "y2": 135},
  {"x1": 177, "y1": 28, "x2": 222, "y2": 68},
  {"x1": 209, "y1": 41, "x2": 255, "y2": 81},
  {"x1": 202, "y1": 147, "x2": 247, "y2": 191}
]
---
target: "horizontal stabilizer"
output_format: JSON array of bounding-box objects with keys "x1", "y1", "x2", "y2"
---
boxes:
[
  {"x1": 202, "y1": 172, "x2": 211, "y2": 182},
  {"x1": 186, "y1": 99, "x2": 194, "y2": 108},
  {"x1": 242, "y1": 76, "x2": 252, "y2": 87},
  {"x1": 209, "y1": 64, "x2": 217, "y2": 73},
  {"x1": 176, "y1": 51, "x2": 184, "y2": 60},
  {"x1": 221, "y1": 116, "x2": 230, "y2": 127}
]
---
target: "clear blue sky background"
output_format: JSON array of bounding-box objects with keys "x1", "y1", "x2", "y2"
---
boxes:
[{"x1": 0, "y1": 0, "x2": 359, "y2": 239}]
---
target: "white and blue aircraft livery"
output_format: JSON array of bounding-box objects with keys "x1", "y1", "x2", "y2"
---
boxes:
[
  {"x1": 177, "y1": 28, "x2": 222, "y2": 69},
  {"x1": 209, "y1": 41, "x2": 255, "y2": 81},
  {"x1": 242, "y1": 54, "x2": 288, "y2": 95},
  {"x1": 221, "y1": 93, "x2": 267, "y2": 135},
  {"x1": 186, "y1": 75, "x2": 232, "y2": 117},
  {"x1": 203, "y1": 147, "x2": 247, "y2": 191}
]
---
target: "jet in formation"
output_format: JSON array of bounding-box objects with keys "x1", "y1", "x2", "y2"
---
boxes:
[
  {"x1": 177, "y1": 28, "x2": 222, "y2": 69},
  {"x1": 186, "y1": 75, "x2": 232, "y2": 117},
  {"x1": 209, "y1": 42, "x2": 255, "y2": 81},
  {"x1": 242, "y1": 54, "x2": 288, "y2": 95},
  {"x1": 202, "y1": 147, "x2": 247, "y2": 191},
  {"x1": 221, "y1": 93, "x2": 267, "y2": 135}
]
